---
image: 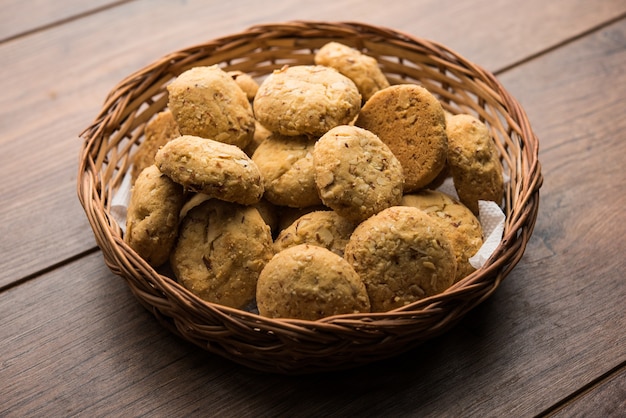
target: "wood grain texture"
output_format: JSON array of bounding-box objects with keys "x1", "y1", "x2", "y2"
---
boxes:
[
  {"x1": 0, "y1": 0, "x2": 128, "y2": 41},
  {"x1": 0, "y1": 0, "x2": 624, "y2": 288},
  {"x1": 549, "y1": 365, "x2": 626, "y2": 417},
  {"x1": 1, "y1": 0, "x2": 626, "y2": 415}
]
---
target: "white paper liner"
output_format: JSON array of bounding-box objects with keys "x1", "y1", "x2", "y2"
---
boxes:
[
  {"x1": 110, "y1": 168, "x2": 506, "y2": 268},
  {"x1": 110, "y1": 171, "x2": 132, "y2": 234}
]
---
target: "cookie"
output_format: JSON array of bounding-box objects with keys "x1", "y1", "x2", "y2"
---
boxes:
[
  {"x1": 253, "y1": 65, "x2": 361, "y2": 137},
  {"x1": 355, "y1": 84, "x2": 448, "y2": 192},
  {"x1": 167, "y1": 65, "x2": 255, "y2": 149},
  {"x1": 131, "y1": 109, "x2": 180, "y2": 184},
  {"x1": 155, "y1": 135, "x2": 264, "y2": 205},
  {"x1": 251, "y1": 133, "x2": 321, "y2": 208},
  {"x1": 446, "y1": 114, "x2": 504, "y2": 214},
  {"x1": 274, "y1": 210, "x2": 357, "y2": 257},
  {"x1": 344, "y1": 206, "x2": 457, "y2": 312},
  {"x1": 274, "y1": 205, "x2": 330, "y2": 235},
  {"x1": 314, "y1": 41, "x2": 389, "y2": 102},
  {"x1": 313, "y1": 125, "x2": 404, "y2": 223},
  {"x1": 227, "y1": 70, "x2": 259, "y2": 101},
  {"x1": 256, "y1": 244, "x2": 370, "y2": 320},
  {"x1": 171, "y1": 199, "x2": 274, "y2": 309},
  {"x1": 401, "y1": 190, "x2": 483, "y2": 282},
  {"x1": 243, "y1": 120, "x2": 272, "y2": 157},
  {"x1": 124, "y1": 165, "x2": 185, "y2": 267}
]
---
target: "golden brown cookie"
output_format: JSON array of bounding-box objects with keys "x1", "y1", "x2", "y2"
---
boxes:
[
  {"x1": 243, "y1": 120, "x2": 272, "y2": 157},
  {"x1": 446, "y1": 114, "x2": 504, "y2": 214},
  {"x1": 274, "y1": 205, "x2": 330, "y2": 235},
  {"x1": 171, "y1": 199, "x2": 274, "y2": 309},
  {"x1": 273, "y1": 210, "x2": 357, "y2": 257},
  {"x1": 314, "y1": 42, "x2": 390, "y2": 102},
  {"x1": 227, "y1": 70, "x2": 259, "y2": 101},
  {"x1": 253, "y1": 65, "x2": 361, "y2": 137},
  {"x1": 355, "y1": 84, "x2": 448, "y2": 192},
  {"x1": 167, "y1": 65, "x2": 255, "y2": 148},
  {"x1": 124, "y1": 165, "x2": 185, "y2": 267},
  {"x1": 401, "y1": 190, "x2": 483, "y2": 282},
  {"x1": 344, "y1": 206, "x2": 456, "y2": 312},
  {"x1": 256, "y1": 244, "x2": 370, "y2": 320},
  {"x1": 251, "y1": 133, "x2": 322, "y2": 208},
  {"x1": 131, "y1": 109, "x2": 180, "y2": 184},
  {"x1": 155, "y1": 135, "x2": 264, "y2": 205},
  {"x1": 313, "y1": 125, "x2": 404, "y2": 223}
]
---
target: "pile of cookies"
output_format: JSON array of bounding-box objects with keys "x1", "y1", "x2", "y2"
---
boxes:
[{"x1": 124, "y1": 42, "x2": 504, "y2": 320}]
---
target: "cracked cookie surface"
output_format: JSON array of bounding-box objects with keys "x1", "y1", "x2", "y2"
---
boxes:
[
  {"x1": 171, "y1": 199, "x2": 273, "y2": 309},
  {"x1": 344, "y1": 206, "x2": 456, "y2": 312},
  {"x1": 253, "y1": 65, "x2": 361, "y2": 137},
  {"x1": 155, "y1": 135, "x2": 264, "y2": 205},
  {"x1": 167, "y1": 65, "x2": 255, "y2": 148},
  {"x1": 313, "y1": 125, "x2": 404, "y2": 223},
  {"x1": 256, "y1": 244, "x2": 370, "y2": 320}
]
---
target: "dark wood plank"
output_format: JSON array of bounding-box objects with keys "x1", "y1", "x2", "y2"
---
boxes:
[
  {"x1": 549, "y1": 365, "x2": 626, "y2": 417},
  {"x1": 0, "y1": 0, "x2": 624, "y2": 288},
  {"x1": 0, "y1": 0, "x2": 128, "y2": 42},
  {"x1": 494, "y1": 17, "x2": 626, "y2": 415}
]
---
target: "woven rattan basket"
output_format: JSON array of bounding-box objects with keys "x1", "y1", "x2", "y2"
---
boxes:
[{"x1": 78, "y1": 21, "x2": 542, "y2": 374}]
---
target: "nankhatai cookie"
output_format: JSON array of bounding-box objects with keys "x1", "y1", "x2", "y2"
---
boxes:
[
  {"x1": 344, "y1": 206, "x2": 457, "y2": 312},
  {"x1": 256, "y1": 244, "x2": 370, "y2": 320},
  {"x1": 314, "y1": 42, "x2": 389, "y2": 102},
  {"x1": 313, "y1": 125, "x2": 404, "y2": 223},
  {"x1": 273, "y1": 210, "x2": 357, "y2": 257},
  {"x1": 274, "y1": 205, "x2": 330, "y2": 235},
  {"x1": 155, "y1": 135, "x2": 263, "y2": 205},
  {"x1": 125, "y1": 165, "x2": 185, "y2": 267},
  {"x1": 253, "y1": 65, "x2": 361, "y2": 137},
  {"x1": 401, "y1": 190, "x2": 483, "y2": 282},
  {"x1": 446, "y1": 114, "x2": 504, "y2": 214},
  {"x1": 227, "y1": 70, "x2": 259, "y2": 101},
  {"x1": 171, "y1": 199, "x2": 274, "y2": 309},
  {"x1": 131, "y1": 109, "x2": 180, "y2": 184},
  {"x1": 167, "y1": 65, "x2": 255, "y2": 148},
  {"x1": 251, "y1": 133, "x2": 322, "y2": 208},
  {"x1": 355, "y1": 84, "x2": 448, "y2": 192},
  {"x1": 243, "y1": 120, "x2": 272, "y2": 157}
]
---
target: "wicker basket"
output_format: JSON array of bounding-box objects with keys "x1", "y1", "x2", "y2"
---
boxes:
[{"x1": 78, "y1": 21, "x2": 542, "y2": 374}]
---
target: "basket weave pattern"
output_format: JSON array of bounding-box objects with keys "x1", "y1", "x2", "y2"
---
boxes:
[{"x1": 78, "y1": 21, "x2": 542, "y2": 374}]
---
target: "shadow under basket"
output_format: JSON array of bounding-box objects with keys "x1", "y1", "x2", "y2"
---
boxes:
[{"x1": 77, "y1": 21, "x2": 543, "y2": 374}]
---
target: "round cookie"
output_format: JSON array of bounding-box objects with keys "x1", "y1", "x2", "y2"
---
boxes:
[
  {"x1": 227, "y1": 70, "x2": 259, "y2": 101},
  {"x1": 274, "y1": 205, "x2": 330, "y2": 235},
  {"x1": 167, "y1": 65, "x2": 255, "y2": 149},
  {"x1": 274, "y1": 210, "x2": 357, "y2": 257},
  {"x1": 344, "y1": 206, "x2": 457, "y2": 312},
  {"x1": 253, "y1": 65, "x2": 361, "y2": 137},
  {"x1": 155, "y1": 135, "x2": 264, "y2": 205},
  {"x1": 251, "y1": 133, "x2": 322, "y2": 208},
  {"x1": 313, "y1": 125, "x2": 404, "y2": 223},
  {"x1": 125, "y1": 165, "x2": 185, "y2": 267},
  {"x1": 131, "y1": 109, "x2": 180, "y2": 184},
  {"x1": 355, "y1": 84, "x2": 448, "y2": 192},
  {"x1": 256, "y1": 244, "x2": 370, "y2": 320},
  {"x1": 446, "y1": 113, "x2": 504, "y2": 215},
  {"x1": 314, "y1": 41, "x2": 389, "y2": 102},
  {"x1": 401, "y1": 190, "x2": 484, "y2": 282},
  {"x1": 243, "y1": 120, "x2": 272, "y2": 157},
  {"x1": 171, "y1": 199, "x2": 274, "y2": 309}
]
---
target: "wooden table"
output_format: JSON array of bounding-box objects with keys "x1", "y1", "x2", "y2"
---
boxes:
[{"x1": 2, "y1": 1, "x2": 625, "y2": 416}]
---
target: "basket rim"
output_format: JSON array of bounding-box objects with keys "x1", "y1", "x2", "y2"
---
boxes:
[{"x1": 77, "y1": 20, "x2": 543, "y2": 372}]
